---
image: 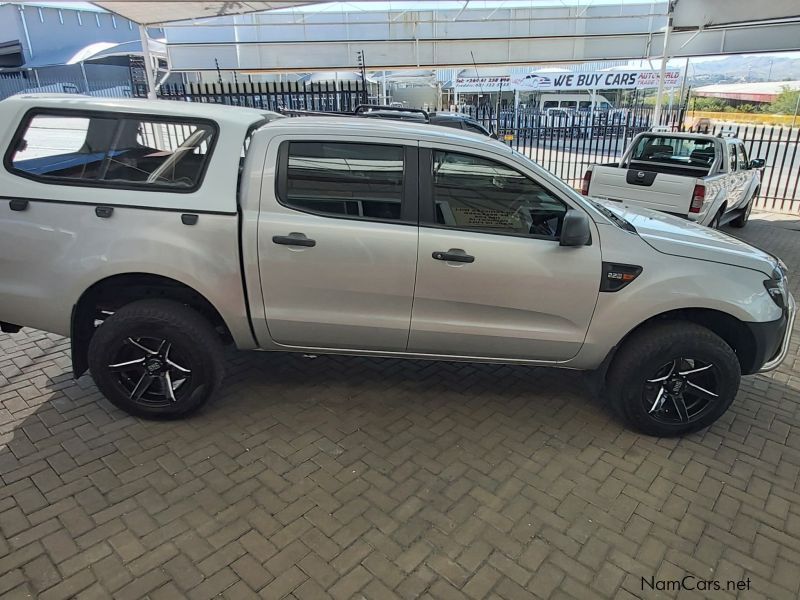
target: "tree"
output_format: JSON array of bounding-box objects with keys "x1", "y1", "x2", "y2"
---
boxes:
[
  {"x1": 766, "y1": 87, "x2": 800, "y2": 115},
  {"x1": 690, "y1": 97, "x2": 730, "y2": 112}
]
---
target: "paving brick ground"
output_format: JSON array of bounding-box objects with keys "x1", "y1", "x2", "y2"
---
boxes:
[{"x1": 1, "y1": 212, "x2": 800, "y2": 599}]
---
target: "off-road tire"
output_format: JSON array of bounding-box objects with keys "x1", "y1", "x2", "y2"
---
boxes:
[
  {"x1": 88, "y1": 299, "x2": 224, "y2": 419},
  {"x1": 607, "y1": 321, "x2": 740, "y2": 437}
]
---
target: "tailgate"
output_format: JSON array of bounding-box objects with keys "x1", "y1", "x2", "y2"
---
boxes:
[{"x1": 588, "y1": 166, "x2": 697, "y2": 214}]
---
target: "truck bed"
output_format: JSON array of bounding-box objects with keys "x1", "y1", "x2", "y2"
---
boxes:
[{"x1": 587, "y1": 164, "x2": 704, "y2": 215}]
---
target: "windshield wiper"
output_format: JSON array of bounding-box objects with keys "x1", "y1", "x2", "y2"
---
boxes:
[{"x1": 587, "y1": 199, "x2": 637, "y2": 233}]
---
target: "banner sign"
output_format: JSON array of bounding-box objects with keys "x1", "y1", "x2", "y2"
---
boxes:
[{"x1": 455, "y1": 70, "x2": 681, "y2": 92}]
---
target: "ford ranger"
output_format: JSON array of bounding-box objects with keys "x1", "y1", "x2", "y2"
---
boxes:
[
  {"x1": 0, "y1": 95, "x2": 794, "y2": 437},
  {"x1": 582, "y1": 131, "x2": 765, "y2": 228}
]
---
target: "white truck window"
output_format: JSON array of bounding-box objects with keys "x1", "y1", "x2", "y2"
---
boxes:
[
  {"x1": 6, "y1": 111, "x2": 217, "y2": 191},
  {"x1": 431, "y1": 150, "x2": 567, "y2": 240},
  {"x1": 631, "y1": 135, "x2": 715, "y2": 170},
  {"x1": 737, "y1": 144, "x2": 749, "y2": 169},
  {"x1": 283, "y1": 142, "x2": 405, "y2": 221},
  {"x1": 729, "y1": 144, "x2": 737, "y2": 172}
]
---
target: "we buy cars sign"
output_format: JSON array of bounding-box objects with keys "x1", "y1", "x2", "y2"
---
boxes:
[{"x1": 455, "y1": 70, "x2": 681, "y2": 92}]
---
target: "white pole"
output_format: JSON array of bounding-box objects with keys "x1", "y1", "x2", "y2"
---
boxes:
[
  {"x1": 335, "y1": 71, "x2": 340, "y2": 111},
  {"x1": 653, "y1": 1, "x2": 674, "y2": 126},
  {"x1": 382, "y1": 70, "x2": 387, "y2": 105},
  {"x1": 80, "y1": 61, "x2": 90, "y2": 94},
  {"x1": 139, "y1": 24, "x2": 157, "y2": 99},
  {"x1": 679, "y1": 57, "x2": 689, "y2": 106}
]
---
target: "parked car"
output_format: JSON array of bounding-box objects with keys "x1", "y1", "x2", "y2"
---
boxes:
[
  {"x1": 0, "y1": 95, "x2": 794, "y2": 436},
  {"x1": 582, "y1": 131, "x2": 765, "y2": 228}
]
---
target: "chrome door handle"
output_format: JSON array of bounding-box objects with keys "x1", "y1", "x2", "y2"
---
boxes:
[
  {"x1": 272, "y1": 233, "x2": 316, "y2": 247},
  {"x1": 432, "y1": 250, "x2": 474, "y2": 263}
]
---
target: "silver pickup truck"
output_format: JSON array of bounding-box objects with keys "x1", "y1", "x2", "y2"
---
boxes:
[
  {"x1": 0, "y1": 95, "x2": 794, "y2": 437},
  {"x1": 583, "y1": 131, "x2": 765, "y2": 228}
]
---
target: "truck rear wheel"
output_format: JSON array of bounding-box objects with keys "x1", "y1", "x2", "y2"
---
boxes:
[
  {"x1": 730, "y1": 193, "x2": 755, "y2": 228},
  {"x1": 606, "y1": 321, "x2": 740, "y2": 437},
  {"x1": 87, "y1": 299, "x2": 224, "y2": 419}
]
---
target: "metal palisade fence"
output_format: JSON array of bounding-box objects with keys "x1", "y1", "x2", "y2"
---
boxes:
[
  {"x1": 464, "y1": 105, "x2": 800, "y2": 213},
  {"x1": 3, "y1": 77, "x2": 798, "y2": 213},
  {"x1": 151, "y1": 81, "x2": 369, "y2": 113}
]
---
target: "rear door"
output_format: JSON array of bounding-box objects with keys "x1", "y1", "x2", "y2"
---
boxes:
[
  {"x1": 723, "y1": 141, "x2": 746, "y2": 209},
  {"x1": 735, "y1": 143, "x2": 756, "y2": 207},
  {"x1": 257, "y1": 138, "x2": 419, "y2": 351},
  {"x1": 408, "y1": 146, "x2": 601, "y2": 361}
]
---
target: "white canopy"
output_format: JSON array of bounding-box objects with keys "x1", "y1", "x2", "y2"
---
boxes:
[{"x1": 92, "y1": 2, "x2": 319, "y2": 26}]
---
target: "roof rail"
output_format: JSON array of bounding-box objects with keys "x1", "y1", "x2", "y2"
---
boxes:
[
  {"x1": 278, "y1": 104, "x2": 431, "y2": 122},
  {"x1": 354, "y1": 105, "x2": 430, "y2": 121},
  {"x1": 278, "y1": 108, "x2": 352, "y2": 117}
]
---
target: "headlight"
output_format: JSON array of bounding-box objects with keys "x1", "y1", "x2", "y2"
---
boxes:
[
  {"x1": 764, "y1": 276, "x2": 788, "y2": 310},
  {"x1": 777, "y1": 258, "x2": 789, "y2": 284}
]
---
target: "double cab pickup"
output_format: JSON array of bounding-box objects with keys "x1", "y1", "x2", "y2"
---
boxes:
[{"x1": 0, "y1": 95, "x2": 794, "y2": 436}]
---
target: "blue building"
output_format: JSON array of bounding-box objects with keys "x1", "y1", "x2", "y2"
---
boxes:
[{"x1": 0, "y1": 2, "x2": 163, "y2": 95}]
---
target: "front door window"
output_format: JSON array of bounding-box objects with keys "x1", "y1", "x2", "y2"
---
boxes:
[{"x1": 431, "y1": 150, "x2": 568, "y2": 240}]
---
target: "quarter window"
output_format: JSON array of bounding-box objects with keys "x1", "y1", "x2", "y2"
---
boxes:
[
  {"x1": 7, "y1": 112, "x2": 216, "y2": 191},
  {"x1": 431, "y1": 151, "x2": 568, "y2": 239},
  {"x1": 284, "y1": 142, "x2": 405, "y2": 221}
]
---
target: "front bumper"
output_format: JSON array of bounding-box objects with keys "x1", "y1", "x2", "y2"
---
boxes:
[{"x1": 755, "y1": 292, "x2": 796, "y2": 373}]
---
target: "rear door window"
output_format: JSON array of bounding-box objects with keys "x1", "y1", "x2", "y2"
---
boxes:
[
  {"x1": 737, "y1": 144, "x2": 749, "y2": 169},
  {"x1": 279, "y1": 141, "x2": 410, "y2": 222},
  {"x1": 6, "y1": 111, "x2": 217, "y2": 191}
]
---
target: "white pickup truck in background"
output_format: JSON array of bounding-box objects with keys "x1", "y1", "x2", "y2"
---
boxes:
[{"x1": 582, "y1": 131, "x2": 765, "y2": 228}]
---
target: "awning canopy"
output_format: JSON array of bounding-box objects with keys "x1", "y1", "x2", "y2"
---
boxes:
[
  {"x1": 92, "y1": 2, "x2": 320, "y2": 26},
  {"x1": 17, "y1": 38, "x2": 166, "y2": 69},
  {"x1": 672, "y1": 0, "x2": 800, "y2": 29}
]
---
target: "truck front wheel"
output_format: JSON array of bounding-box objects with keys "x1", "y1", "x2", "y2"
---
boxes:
[
  {"x1": 87, "y1": 299, "x2": 224, "y2": 418},
  {"x1": 606, "y1": 321, "x2": 740, "y2": 436}
]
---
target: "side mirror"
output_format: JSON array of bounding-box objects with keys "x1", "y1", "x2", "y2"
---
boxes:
[
  {"x1": 490, "y1": 133, "x2": 498, "y2": 140},
  {"x1": 560, "y1": 210, "x2": 591, "y2": 247},
  {"x1": 749, "y1": 158, "x2": 765, "y2": 170}
]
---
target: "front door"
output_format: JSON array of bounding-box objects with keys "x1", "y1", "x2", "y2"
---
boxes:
[
  {"x1": 258, "y1": 139, "x2": 419, "y2": 351},
  {"x1": 408, "y1": 148, "x2": 601, "y2": 361}
]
